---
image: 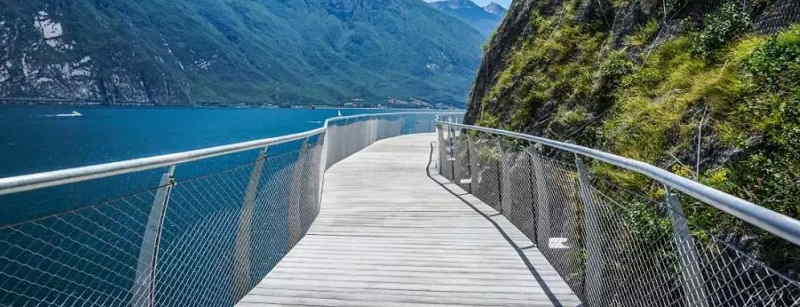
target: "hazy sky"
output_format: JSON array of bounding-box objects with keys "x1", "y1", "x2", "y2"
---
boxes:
[
  {"x1": 472, "y1": 0, "x2": 511, "y2": 7},
  {"x1": 425, "y1": 0, "x2": 512, "y2": 8}
]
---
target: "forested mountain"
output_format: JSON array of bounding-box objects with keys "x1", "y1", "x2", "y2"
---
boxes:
[
  {"x1": 428, "y1": 0, "x2": 507, "y2": 36},
  {"x1": 0, "y1": 0, "x2": 484, "y2": 106},
  {"x1": 468, "y1": 0, "x2": 800, "y2": 271}
]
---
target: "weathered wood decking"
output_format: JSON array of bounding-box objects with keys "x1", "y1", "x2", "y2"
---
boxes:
[{"x1": 238, "y1": 133, "x2": 580, "y2": 307}]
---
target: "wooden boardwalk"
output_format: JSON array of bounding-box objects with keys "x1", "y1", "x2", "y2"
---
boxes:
[{"x1": 238, "y1": 134, "x2": 580, "y2": 307}]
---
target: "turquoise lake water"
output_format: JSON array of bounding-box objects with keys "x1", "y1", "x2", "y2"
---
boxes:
[
  {"x1": 0, "y1": 105, "x2": 387, "y2": 177},
  {"x1": 0, "y1": 105, "x2": 388, "y2": 224}
]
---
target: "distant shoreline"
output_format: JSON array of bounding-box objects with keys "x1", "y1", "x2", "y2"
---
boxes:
[{"x1": 0, "y1": 97, "x2": 462, "y2": 111}]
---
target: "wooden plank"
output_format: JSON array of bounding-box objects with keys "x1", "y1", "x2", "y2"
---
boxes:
[
  {"x1": 238, "y1": 134, "x2": 580, "y2": 307},
  {"x1": 243, "y1": 288, "x2": 560, "y2": 306}
]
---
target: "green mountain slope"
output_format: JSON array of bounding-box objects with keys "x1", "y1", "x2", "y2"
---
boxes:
[
  {"x1": 0, "y1": 0, "x2": 484, "y2": 106},
  {"x1": 428, "y1": 0, "x2": 506, "y2": 36}
]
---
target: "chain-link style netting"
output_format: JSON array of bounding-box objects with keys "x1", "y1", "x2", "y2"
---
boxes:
[
  {"x1": 0, "y1": 112, "x2": 451, "y2": 306},
  {"x1": 753, "y1": 0, "x2": 800, "y2": 34},
  {"x1": 438, "y1": 124, "x2": 800, "y2": 307}
]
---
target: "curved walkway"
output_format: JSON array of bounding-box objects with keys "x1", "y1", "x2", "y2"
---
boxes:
[{"x1": 237, "y1": 133, "x2": 579, "y2": 307}]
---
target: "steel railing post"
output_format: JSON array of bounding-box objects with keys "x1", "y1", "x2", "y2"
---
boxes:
[
  {"x1": 288, "y1": 139, "x2": 310, "y2": 248},
  {"x1": 471, "y1": 135, "x2": 481, "y2": 197},
  {"x1": 131, "y1": 165, "x2": 176, "y2": 307},
  {"x1": 448, "y1": 126, "x2": 456, "y2": 180},
  {"x1": 437, "y1": 124, "x2": 445, "y2": 177},
  {"x1": 495, "y1": 138, "x2": 504, "y2": 213},
  {"x1": 665, "y1": 189, "x2": 709, "y2": 307},
  {"x1": 525, "y1": 148, "x2": 537, "y2": 242},
  {"x1": 318, "y1": 131, "x2": 328, "y2": 200},
  {"x1": 501, "y1": 142, "x2": 513, "y2": 215},
  {"x1": 531, "y1": 145, "x2": 550, "y2": 247},
  {"x1": 454, "y1": 128, "x2": 462, "y2": 184},
  {"x1": 232, "y1": 146, "x2": 269, "y2": 299},
  {"x1": 575, "y1": 156, "x2": 607, "y2": 306},
  {"x1": 464, "y1": 132, "x2": 473, "y2": 193}
]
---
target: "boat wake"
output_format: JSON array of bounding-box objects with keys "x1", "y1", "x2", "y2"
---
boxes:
[{"x1": 44, "y1": 111, "x2": 83, "y2": 118}]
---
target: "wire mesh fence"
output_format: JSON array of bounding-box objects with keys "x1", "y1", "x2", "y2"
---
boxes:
[
  {"x1": 0, "y1": 112, "x2": 454, "y2": 307},
  {"x1": 438, "y1": 123, "x2": 800, "y2": 307},
  {"x1": 752, "y1": 0, "x2": 800, "y2": 34}
]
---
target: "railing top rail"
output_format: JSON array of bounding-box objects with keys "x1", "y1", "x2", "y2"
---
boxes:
[
  {"x1": 0, "y1": 111, "x2": 460, "y2": 196},
  {"x1": 438, "y1": 121, "x2": 800, "y2": 247}
]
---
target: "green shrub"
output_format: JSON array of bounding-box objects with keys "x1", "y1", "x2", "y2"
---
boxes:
[
  {"x1": 690, "y1": 1, "x2": 752, "y2": 59},
  {"x1": 745, "y1": 25, "x2": 800, "y2": 91},
  {"x1": 734, "y1": 25, "x2": 800, "y2": 150},
  {"x1": 598, "y1": 50, "x2": 636, "y2": 88}
]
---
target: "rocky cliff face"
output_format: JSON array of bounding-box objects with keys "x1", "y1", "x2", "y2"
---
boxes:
[
  {"x1": 0, "y1": 0, "x2": 484, "y2": 106},
  {"x1": 0, "y1": 6, "x2": 186, "y2": 104},
  {"x1": 467, "y1": 0, "x2": 800, "y2": 271}
]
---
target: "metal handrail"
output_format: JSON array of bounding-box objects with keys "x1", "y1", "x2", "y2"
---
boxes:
[
  {"x1": 438, "y1": 121, "x2": 800, "y2": 247},
  {"x1": 0, "y1": 111, "x2": 460, "y2": 196}
]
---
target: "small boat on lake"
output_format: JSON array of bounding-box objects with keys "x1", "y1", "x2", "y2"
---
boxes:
[
  {"x1": 55, "y1": 111, "x2": 83, "y2": 117},
  {"x1": 44, "y1": 110, "x2": 83, "y2": 118}
]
